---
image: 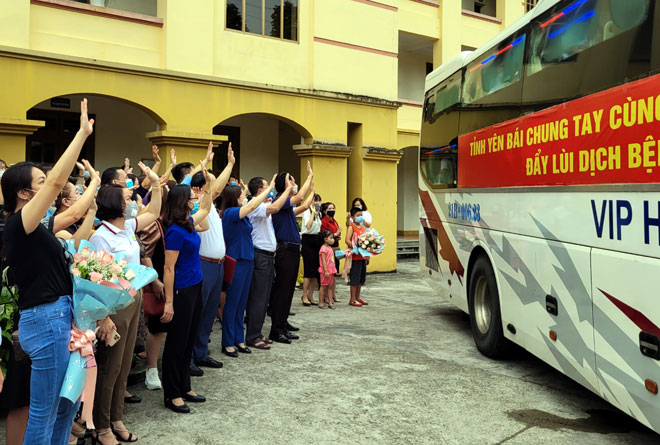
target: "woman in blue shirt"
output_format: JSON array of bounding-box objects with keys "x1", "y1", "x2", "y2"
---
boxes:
[
  {"x1": 161, "y1": 166, "x2": 212, "y2": 414},
  {"x1": 220, "y1": 175, "x2": 276, "y2": 357}
]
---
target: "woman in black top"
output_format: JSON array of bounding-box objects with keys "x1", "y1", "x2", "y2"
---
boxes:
[{"x1": 1, "y1": 99, "x2": 94, "y2": 444}]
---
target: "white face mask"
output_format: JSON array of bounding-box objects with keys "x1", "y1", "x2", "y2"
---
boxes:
[
  {"x1": 242, "y1": 197, "x2": 249, "y2": 206},
  {"x1": 124, "y1": 201, "x2": 139, "y2": 219},
  {"x1": 292, "y1": 184, "x2": 299, "y2": 194}
]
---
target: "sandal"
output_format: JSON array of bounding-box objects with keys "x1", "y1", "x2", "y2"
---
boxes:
[
  {"x1": 92, "y1": 429, "x2": 119, "y2": 445},
  {"x1": 263, "y1": 337, "x2": 273, "y2": 344},
  {"x1": 111, "y1": 422, "x2": 138, "y2": 443},
  {"x1": 328, "y1": 304, "x2": 336, "y2": 309},
  {"x1": 349, "y1": 300, "x2": 363, "y2": 307},
  {"x1": 250, "y1": 338, "x2": 271, "y2": 350},
  {"x1": 301, "y1": 296, "x2": 311, "y2": 306},
  {"x1": 317, "y1": 304, "x2": 326, "y2": 309}
]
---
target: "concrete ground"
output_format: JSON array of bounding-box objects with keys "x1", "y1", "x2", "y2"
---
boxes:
[{"x1": 3, "y1": 259, "x2": 658, "y2": 444}]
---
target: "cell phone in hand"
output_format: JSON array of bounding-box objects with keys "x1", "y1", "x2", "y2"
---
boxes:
[{"x1": 107, "y1": 329, "x2": 121, "y2": 347}]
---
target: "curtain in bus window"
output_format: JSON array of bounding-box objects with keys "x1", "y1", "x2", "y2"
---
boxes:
[{"x1": 463, "y1": 35, "x2": 526, "y2": 105}]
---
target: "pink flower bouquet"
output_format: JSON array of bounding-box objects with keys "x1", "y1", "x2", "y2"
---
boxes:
[
  {"x1": 61, "y1": 240, "x2": 157, "y2": 429},
  {"x1": 351, "y1": 229, "x2": 386, "y2": 257}
]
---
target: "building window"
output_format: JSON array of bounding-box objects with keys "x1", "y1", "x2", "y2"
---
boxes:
[
  {"x1": 226, "y1": 0, "x2": 298, "y2": 41},
  {"x1": 525, "y1": 0, "x2": 537, "y2": 12}
]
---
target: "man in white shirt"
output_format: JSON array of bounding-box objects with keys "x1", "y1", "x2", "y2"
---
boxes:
[
  {"x1": 245, "y1": 176, "x2": 292, "y2": 348},
  {"x1": 189, "y1": 143, "x2": 235, "y2": 375}
]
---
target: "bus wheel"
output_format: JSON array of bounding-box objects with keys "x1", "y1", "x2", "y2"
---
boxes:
[{"x1": 468, "y1": 255, "x2": 508, "y2": 358}]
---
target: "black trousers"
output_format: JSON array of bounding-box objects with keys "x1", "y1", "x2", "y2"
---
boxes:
[
  {"x1": 246, "y1": 249, "x2": 276, "y2": 344},
  {"x1": 269, "y1": 243, "x2": 300, "y2": 338},
  {"x1": 162, "y1": 282, "x2": 203, "y2": 401}
]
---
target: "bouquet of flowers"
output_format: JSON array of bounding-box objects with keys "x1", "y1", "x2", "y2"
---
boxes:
[
  {"x1": 351, "y1": 229, "x2": 386, "y2": 257},
  {"x1": 61, "y1": 240, "x2": 157, "y2": 429}
]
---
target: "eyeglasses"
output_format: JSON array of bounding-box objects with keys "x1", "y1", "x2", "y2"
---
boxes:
[{"x1": 189, "y1": 197, "x2": 199, "y2": 202}]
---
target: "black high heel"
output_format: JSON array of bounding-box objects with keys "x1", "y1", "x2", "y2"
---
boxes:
[
  {"x1": 235, "y1": 344, "x2": 251, "y2": 354},
  {"x1": 222, "y1": 346, "x2": 239, "y2": 358}
]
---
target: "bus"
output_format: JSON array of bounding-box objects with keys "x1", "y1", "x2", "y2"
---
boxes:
[{"x1": 419, "y1": 0, "x2": 660, "y2": 433}]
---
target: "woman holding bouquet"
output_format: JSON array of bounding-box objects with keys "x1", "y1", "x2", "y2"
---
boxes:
[
  {"x1": 160, "y1": 165, "x2": 212, "y2": 414},
  {"x1": 1, "y1": 99, "x2": 94, "y2": 444},
  {"x1": 89, "y1": 161, "x2": 161, "y2": 444}
]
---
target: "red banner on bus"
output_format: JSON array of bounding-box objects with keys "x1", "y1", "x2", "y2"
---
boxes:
[{"x1": 458, "y1": 73, "x2": 660, "y2": 188}]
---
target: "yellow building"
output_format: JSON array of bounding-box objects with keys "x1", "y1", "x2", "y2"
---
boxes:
[{"x1": 0, "y1": 0, "x2": 525, "y2": 272}]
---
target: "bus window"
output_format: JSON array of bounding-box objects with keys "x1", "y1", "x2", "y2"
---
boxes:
[
  {"x1": 423, "y1": 71, "x2": 462, "y2": 124},
  {"x1": 463, "y1": 34, "x2": 526, "y2": 105},
  {"x1": 523, "y1": 0, "x2": 651, "y2": 108},
  {"x1": 420, "y1": 145, "x2": 458, "y2": 189},
  {"x1": 433, "y1": 71, "x2": 462, "y2": 116},
  {"x1": 420, "y1": 70, "x2": 461, "y2": 188},
  {"x1": 527, "y1": 0, "x2": 649, "y2": 75}
]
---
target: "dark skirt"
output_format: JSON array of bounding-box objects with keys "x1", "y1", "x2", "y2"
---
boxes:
[{"x1": 301, "y1": 233, "x2": 322, "y2": 279}]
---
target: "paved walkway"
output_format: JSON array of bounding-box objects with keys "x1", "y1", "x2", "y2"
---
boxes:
[{"x1": 1, "y1": 260, "x2": 657, "y2": 444}]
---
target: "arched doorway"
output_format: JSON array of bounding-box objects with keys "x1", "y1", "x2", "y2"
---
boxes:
[
  {"x1": 212, "y1": 113, "x2": 312, "y2": 182},
  {"x1": 26, "y1": 94, "x2": 164, "y2": 170}
]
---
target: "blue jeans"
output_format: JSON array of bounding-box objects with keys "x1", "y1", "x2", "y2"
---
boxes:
[
  {"x1": 222, "y1": 259, "x2": 254, "y2": 347},
  {"x1": 19, "y1": 295, "x2": 80, "y2": 445},
  {"x1": 192, "y1": 260, "x2": 224, "y2": 362}
]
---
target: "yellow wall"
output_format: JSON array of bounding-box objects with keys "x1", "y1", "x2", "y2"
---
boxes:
[
  {"x1": 398, "y1": 0, "x2": 440, "y2": 39},
  {"x1": 460, "y1": 14, "x2": 504, "y2": 50},
  {"x1": 29, "y1": 3, "x2": 163, "y2": 68}
]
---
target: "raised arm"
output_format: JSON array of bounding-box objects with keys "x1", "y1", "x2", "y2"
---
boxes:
[
  {"x1": 211, "y1": 142, "x2": 235, "y2": 200},
  {"x1": 294, "y1": 183, "x2": 315, "y2": 216},
  {"x1": 22, "y1": 98, "x2": 94, "y2": 234},
  {"x1": 52, "y1": 160, "x2": 100, "y2": 233},
  {"x1": 192, "y1": 162, "x2": 213, "y2": 226},
  {"x1": 266, "y1": 173, "x2": 292, "y2": 215},
  {"x1": 71, "y1": 198, "x2": 97, "y2": 249},
  {"x1": 136, "y1": 162, "x2": 162, "y2": 229},
  {"x1": 190, "y1": 141, "x2": 215, "y2": 177},
  {"x1": 141, "y1": 145, "x2": 161, "y2": 188},
  {"x1": 290, "y1": 161, "x2": 313, "y2": 206},
  {"x1": 240, "y1": 174, "x2": 276, "y2": 219}
]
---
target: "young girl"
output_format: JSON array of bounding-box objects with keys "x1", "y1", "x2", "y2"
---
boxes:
[{"x1": 318, "y1": 230, "x2": 338, "y2": 309}]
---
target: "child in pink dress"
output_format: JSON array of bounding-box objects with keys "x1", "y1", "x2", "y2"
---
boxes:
[{"x1": 318, "y1": 230, "x2": 338, "y2": 309}]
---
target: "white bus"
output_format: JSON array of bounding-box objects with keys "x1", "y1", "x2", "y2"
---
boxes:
[{"x1": 419, "y1": 0, "x2": 660, "y2": 433}]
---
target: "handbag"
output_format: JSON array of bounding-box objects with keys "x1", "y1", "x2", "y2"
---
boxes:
[
  {"x1": 143, "y1": 286, "x2": 165, "y2": 317},
  {"x1": 224, "y1": 256, "x2": 237, "y2": 285},
  {"x1": 142, "y1": 220, "x2": 165, "y2": 317}
]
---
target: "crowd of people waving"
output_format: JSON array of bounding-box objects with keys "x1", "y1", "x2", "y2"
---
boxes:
[{"x1": 0, "y1": 99, "x2": 374, "y2": 445}]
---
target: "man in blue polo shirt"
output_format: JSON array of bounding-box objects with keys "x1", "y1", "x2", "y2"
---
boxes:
[{"x1": 269, "y1": 162, "x2": 314, "y2": 343}]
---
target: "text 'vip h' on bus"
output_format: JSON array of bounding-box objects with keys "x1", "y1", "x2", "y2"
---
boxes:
[{"x1": 419, "y1": 0, "x2": 660, "y2": 433}]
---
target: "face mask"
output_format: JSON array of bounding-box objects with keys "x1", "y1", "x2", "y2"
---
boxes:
[
  {"x1": 242, "y1": 198, "x2": 249, "y2": 206},
  {"x1": 327, "y1": 210, "x2": 336, "y2": 218},
  {"x1": 267, "y1": 190, "x2": 276, "y2": 200},
  {"x1": 83, "y1": 171, "x2": 90, "y2": 178},
  {"x1": 190, "y1": 201, "x2": 199, "y2": 215},
  {"x1": 292, "y1": 184, "x2": 299, "y2": 194},
  {"x1": 124, "y1": 201, "x2": 139, "y2": 219},
  {"x1": 313, "y1": 203, "x2": 321, "y2": 211},
  {"x1": 125, "y1": 179, "x2": 134, "y2": 189},
  {"x1": 75, "y1": 184, "x2": 85, "y2": 195},
  {"x1": 355, "y1": 216, "x2": 364, "y2": 224},
  {"x1": 0, "y1": 170, "x2": 4, "y2": 178},
  {"x1": 231, "y1": 181, "x2": 237, "y2": 186}
]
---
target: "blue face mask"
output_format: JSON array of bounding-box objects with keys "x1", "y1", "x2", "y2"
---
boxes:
[
  {"x1": 191, "y1": 201, "x2": 199, "y2": 215},
  {"x1": 355, "y1": 216, "x2": 364, "y2": 224},
  {"x1": 125, "y1": 179, "x2": 134, "y2": 189},
  {"x1": 267, "y1": 190, "x2": 276, "y2": 200}
]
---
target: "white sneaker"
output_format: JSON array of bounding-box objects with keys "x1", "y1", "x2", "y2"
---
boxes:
[{"x1": 145, "y1": 367, "x2": 162, "y2": 390}]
